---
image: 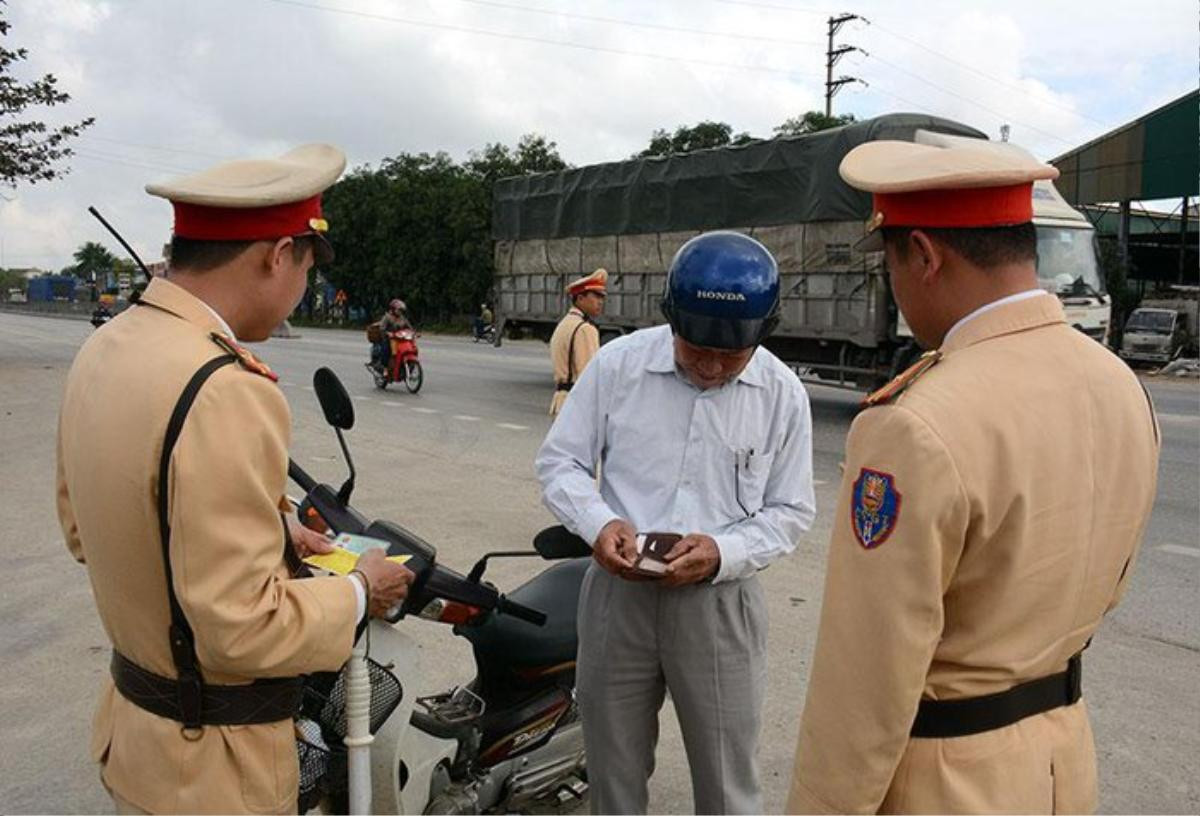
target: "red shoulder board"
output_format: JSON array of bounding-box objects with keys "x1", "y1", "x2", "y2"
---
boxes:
[
  {"x1": 210, "y1": 332, "x2": 279, "y2": 382},
  {"x1": 861, "y1": 350, "x2": 941, "y2": 408}
]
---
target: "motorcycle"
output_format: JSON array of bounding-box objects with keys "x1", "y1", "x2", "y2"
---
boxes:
[
  {"x1": 90, "y1": 305, "x2": 113, "y2": 328},
  {"x1": 367, "y1": 325, "x2": 424, "y2": 393},
  {"x1": 290, "y1": 367, "x2": 591, "y2": 814},
  {"x1": 472, "y1": 323, "x2": 496, "y2": 344}
]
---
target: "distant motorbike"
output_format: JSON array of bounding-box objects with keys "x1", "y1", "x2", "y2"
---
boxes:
[
  {"x1": 472, "y1": 323, "x2": 496, "y2": 344},
  {"x1": 366, "y1": 325, "x2": 423, "y2": 393},
  {"x1": 290, "y1": 368, "x2": 591, "y2": 814},
  {"x1": 90, "y1": 305, "x2": 113, "y2": 329}
]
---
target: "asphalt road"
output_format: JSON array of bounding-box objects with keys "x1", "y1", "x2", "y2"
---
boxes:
[{"x1": 0, "y1": 311, "x2": 1196, "y2": 813}]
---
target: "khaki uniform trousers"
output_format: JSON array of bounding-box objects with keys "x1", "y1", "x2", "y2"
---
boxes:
[{"x1": 878, "y1": 701, "x2": 1098, "y2": 814}]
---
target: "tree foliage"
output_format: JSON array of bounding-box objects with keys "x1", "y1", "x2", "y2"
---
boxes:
[
  {"x1": 637, "y1": 120, "x2": 754, "y2": 158},
  {"x1": 0, "y1": 3, "x2": 94, "y2": 186},
  {"x1": 320, "y1": 133, "x2": 566, "y2": 324},
  {"x1": 71, "y1": 241, "x2": 118, "y2": 281},
  {"x1": 774, "y1": 111, "x2": 857, "y2": 136}
]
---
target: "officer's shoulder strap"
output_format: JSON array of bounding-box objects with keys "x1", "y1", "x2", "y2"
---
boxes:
[
  {"x1": 862, "y1": 350, "x2": 942, "y2": 408},
  {"x1": 209, "y1": 332, "x2": 279, "y2": 382}
]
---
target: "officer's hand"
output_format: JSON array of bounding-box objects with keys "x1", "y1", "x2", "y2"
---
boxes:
[
  {"x1": 286, "y1": 513, "x2": 334, "y2": 558},
  {"x1": 593, "y1": 518, "x2": 637, "y2": 576},
  {"x1": 355, "y1": 548, "x2": 416, "y2": 619},
  {"x1": 662, "y1": 534, "x2": 721, "y2": 586}
]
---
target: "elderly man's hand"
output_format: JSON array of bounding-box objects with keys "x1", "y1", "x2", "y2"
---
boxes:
[
  {"x1": 662, "y1": 534, "x2": 721, "y2": 586},
  {"x1": 593, "y1": 518, "x2": 637, "y2": 576}
]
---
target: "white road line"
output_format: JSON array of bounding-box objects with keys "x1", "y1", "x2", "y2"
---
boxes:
[
  {"x1": 1157, "y1": 544, "x2": 1200, "y2": 558},
  {"x1": 1157, "y1": 413, "x2": 1199, "y2": 425},
  {"x1": 382, "y1": 402, "x2": 406, "y2": 408},
  {"x1": 278, "y1": 380, "x2": 295, "y2": 387},
  {"x1": 351, "y1": 395, "x2": 370, "y2": 402},
  {"x1": 301, "y1": 385, "x2": 314, "y2": 391},
  {"x1": 814, "y1": 479, "x2": 829, "y2": 486},
  {"x1": 411, "y1": 406, "x2": 440, "y2": 414},
  {"x1": 453, "y1": 415, "x2": 481, "y2": 422},
  {"x1": 496, "y1": 422, "x2": 529, "y2": 431}
]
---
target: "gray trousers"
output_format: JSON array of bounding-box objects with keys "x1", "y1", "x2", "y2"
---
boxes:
[{"x1": 576, "y1": 564, "x2": 768, "y2": 815}]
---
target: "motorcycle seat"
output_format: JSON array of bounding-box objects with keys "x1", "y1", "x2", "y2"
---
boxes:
[{"x1": 458, "y1": 557, "x2": 588, "y2": 669}]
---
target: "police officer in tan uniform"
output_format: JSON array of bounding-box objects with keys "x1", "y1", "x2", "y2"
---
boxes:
[
  {"x1": 549, "y1": 267, "x2": 606, "y2": 415},
  {"x1": 786, "y1": 141, "x2": 1160, "y2": 814},
  {"x1": 56, "y1": 144, "x2": 414, "y2": 814}
]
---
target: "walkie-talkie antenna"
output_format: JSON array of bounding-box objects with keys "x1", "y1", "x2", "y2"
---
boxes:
[{"x1": 87, "y1": 205, "x2": 152, "y2": 279}]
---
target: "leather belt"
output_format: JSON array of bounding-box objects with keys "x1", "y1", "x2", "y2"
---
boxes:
[
  {"x1": 555, "y1": 382, "x2": 573, "y2": 392},
  {"x1": 111, "y1": 651, "x2": 304, "y2": 727},
  {"x1": 910, "y1": 652, "x2": 1082, "y2": 738}
]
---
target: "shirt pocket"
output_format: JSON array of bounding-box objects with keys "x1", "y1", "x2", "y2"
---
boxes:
[{"x1": 728, "y1": 445, "x2": 777, "y2": 516}]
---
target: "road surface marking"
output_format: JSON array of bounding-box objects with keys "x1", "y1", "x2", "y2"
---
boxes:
[
  {"x1": 1157, "y1": 413, "x2": 1199, "y2": 425},
  {"x1": 301, "y1": 385, "x2": 314, "y2": 391},
  {"x1": 453, "y1": 415, "x2": 481, "y2": 422},
  {"x1": 814, "y1": 479, "x2": 828, "y2": 486},
  {"x1": 1157, "y1": 545, "x2": 1200, "y2": 558},
  {"x1": 351, "y1": 395, "x2": 370, "y2": 402},
  {"x1": 497, "y1": 422, "x2": 529, "y2": 431},
  {"x1": 382, "y1": 402, "x2": 405, "y2": 408},
  {"x1": 411, "y1": 406, "x2": 439, "y2": 414}
]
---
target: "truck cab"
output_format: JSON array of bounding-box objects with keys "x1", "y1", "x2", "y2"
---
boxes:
[
  {"x1": 911, "y1": 131, "x2": 1110, "y2": 343},
  {"x1": 1120, "y1": 308, "x2": 1192, "y2": 365}
]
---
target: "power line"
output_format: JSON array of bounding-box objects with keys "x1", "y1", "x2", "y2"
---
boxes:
[
  {"x1": 72, "y1": 149, "x2": 200, "y2": 175},
  {"x1": 714, "y1": 0, "x2": 830, "y2": 14},
  {"x1": 864, "y1": 18, "x2": 1104, "y2": 129},
  {"x1": 446, "y1": 0, "x2": 822, "y2": 46},
  {"x1": 78, "y1": 135, "x2": 233, "y2": 161},
  {"x1": 260, "y1": 0, "x2": 816, "y2": 76},
  {"x1": 863, "y1": 52, "x2": 1077, "y2": 147}
]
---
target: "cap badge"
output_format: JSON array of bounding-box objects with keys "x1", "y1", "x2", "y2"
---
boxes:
[{"x1": 865, "y1": 210, "x2": 885, "y2": 234}]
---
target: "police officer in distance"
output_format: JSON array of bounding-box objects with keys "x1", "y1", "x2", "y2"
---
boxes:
[
  {"x1": 786, "y1": 140, "x2": 1160, "y2": 813},
  {"x1": 56, "y1": 144, "x2": 415, "y2": 814},
  {"x1": 548, "y1": 267, "x2": 606, "y2": 416},
  {"x1": 537, "y1": 232, "x2": 816, "y2": 813}
]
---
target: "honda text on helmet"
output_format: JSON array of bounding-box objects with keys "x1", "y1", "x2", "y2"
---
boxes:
[{"x1": 661, "y1": 231, "x2": 781, "y2": 350}]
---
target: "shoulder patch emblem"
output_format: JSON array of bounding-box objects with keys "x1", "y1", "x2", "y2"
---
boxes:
[
  {"x1": 851, "y1": 468, "x2": 901, "y2": 549},
  {"x1": 210, "y1": 332, "x2": 279, "y2": 382},
  {"x1": 862, "y1": 350, "x2": 942, "y2": 408}
]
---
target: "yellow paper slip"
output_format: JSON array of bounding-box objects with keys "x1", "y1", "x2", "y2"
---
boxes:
[{"x1": 304, "y1": 549, "x2": 412, "y2": 575}]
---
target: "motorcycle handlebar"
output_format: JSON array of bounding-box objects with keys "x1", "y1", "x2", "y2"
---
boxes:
[
  {"x1": 497, "y1": 596, "x2": 548, "y2": 627},
  {"x1": 289, "y1": 458, "x2": 547, "y2": 627}
]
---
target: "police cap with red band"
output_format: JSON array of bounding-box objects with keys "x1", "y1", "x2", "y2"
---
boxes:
[
  {"x1": 146, "y1": 143, "x2": 346, "y2": 263},
  {"x1": 838, "y1": 139, "x2": 1059, "y2": 251}
]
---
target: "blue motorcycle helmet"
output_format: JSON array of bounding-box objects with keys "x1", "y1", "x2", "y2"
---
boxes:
[{"x1": 660, "y1": 231, "x2": 781, "y2": 349}]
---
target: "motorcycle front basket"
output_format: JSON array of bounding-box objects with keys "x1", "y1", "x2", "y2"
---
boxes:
[{"x1": 301, "y1": 657, "x2": 403, "y2": 739}]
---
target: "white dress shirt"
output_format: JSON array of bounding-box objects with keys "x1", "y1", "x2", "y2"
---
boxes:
[
  {"x1": 536, "y1": 325, "x2": 816, "y2": 583},
  {"x1": 942, "y1": 289, "x2": 1049, "y2": 345}
]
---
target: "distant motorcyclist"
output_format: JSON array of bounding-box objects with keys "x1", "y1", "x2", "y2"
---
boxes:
[
  {"x1": 473, "y1": 302, "x2": 494, "y2": 340},
  {"x1": 375, "y1": 298, "x2": 411, "y2": 370}
]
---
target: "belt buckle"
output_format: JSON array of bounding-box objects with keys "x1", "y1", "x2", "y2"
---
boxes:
[{"x1": 1065, "y1": 653, "x2": 1082, "y2": 703}]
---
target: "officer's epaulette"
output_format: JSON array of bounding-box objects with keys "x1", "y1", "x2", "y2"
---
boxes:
[
  {"x1": 861, "y1": 350, "x2": 942, "y2": 408},
  {"x1": 209, "y1": 332, "x2": 279, "y2": 382}
]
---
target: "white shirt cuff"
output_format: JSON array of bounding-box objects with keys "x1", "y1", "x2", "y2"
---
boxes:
[
  {"x1": 578, "y1": 506, "x2": 620, "y2": 548},
  {"x1": 711, "y1": 534, "x2": 747, "y2": 584},
  {"x1": 347, "y1": 574, "x2": 367, "y2": 621}
]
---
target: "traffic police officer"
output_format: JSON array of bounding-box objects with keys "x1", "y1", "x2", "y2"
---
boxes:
[
  {"x1": 548, "y1": 267, "x2": 606, "y2": 415},
  {"x1": 786, "y1": 140, "x2": 1160, "y2": 813},
  {"x1": 56, "y1": 144, "x2": 414, "y2": 813}
]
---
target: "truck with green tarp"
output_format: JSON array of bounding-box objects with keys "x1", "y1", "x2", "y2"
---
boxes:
[{"x1": 491, "y1": 113, "x2": 1109, "y2": 390}]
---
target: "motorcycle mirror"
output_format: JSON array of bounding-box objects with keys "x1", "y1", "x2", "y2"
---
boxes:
[
  {"x1": 314, "y1": 367, "x2": 355, "y2": 430},
  {"x1": 532, "y1": 526, "x2": 592, "y2": 560}
]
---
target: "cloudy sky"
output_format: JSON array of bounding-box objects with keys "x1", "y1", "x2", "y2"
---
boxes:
[{"x1": 1, "y1": 0, "x2": 1195, "y2": 272}]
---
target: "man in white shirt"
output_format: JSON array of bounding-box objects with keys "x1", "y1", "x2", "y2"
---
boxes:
[{"x1": 536, "y1": 231, "x2": 816, "y2": 814}]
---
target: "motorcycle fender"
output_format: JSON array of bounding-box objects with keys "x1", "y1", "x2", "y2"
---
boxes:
[{"x1": 365, "y1": 620, "x2": 456, "y2": 814}]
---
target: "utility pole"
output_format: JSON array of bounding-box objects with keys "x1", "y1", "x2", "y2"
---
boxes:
[{"x1": 826, "y1": 13, "x2": 863, "y2": 117}]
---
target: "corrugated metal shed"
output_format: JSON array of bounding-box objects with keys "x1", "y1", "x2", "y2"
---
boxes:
[{"x1": 1051, "y1": 90, "x2": 1198, "y2": 204}]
